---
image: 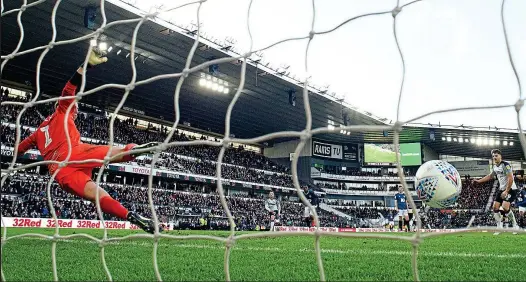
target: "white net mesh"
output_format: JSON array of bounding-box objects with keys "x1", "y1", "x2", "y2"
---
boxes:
[{"x1": 1, "y1": 0, "x2": 524, "y2": 281}]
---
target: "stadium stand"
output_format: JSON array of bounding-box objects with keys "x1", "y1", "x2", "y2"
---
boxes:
[
  {"x1": 2, "y1": 171, "x2": 346, "y2": 230},
  {"x1": 2, "y1": 88, "x2": 524, "y2": 231},
  {"x1": 2, "y1": 90, "x2": 289, "y2": 174},
  {"x1": 2, "y1": 167, "x2": 519, "y2": 230}
]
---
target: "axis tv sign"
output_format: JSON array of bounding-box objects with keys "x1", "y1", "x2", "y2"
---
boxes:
[{"x1": 312, "y1": 141, "x2": 342, "y2": 159}]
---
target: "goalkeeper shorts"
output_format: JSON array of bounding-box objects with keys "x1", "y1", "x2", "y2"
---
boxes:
[{"x1": 48, "y1": 144, "x2": 116, "y2": 198}]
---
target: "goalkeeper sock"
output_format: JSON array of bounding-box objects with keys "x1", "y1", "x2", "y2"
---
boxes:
[
  {"x1": 270, "y1": 221, "x2": 275, "y2": 232},
  {"x1": 99, "y1": 196, "x2": 128, "y2": 219}
]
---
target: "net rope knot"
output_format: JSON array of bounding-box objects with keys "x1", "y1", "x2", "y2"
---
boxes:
[
  {"x1": 23, "y1": 101, "x2": 35, "y2": 109},
  {"x1": 392, "y1": 6, "x2": 402, "y2": 18},
  {"x1": 47, "y1": 42, "x2": 55, "y2": 49},
  {"x1": 300, "y1": 130, "x2": 311, "y2": 140},
  {"x1": 411, "y1": 236, "x2": 423, "y2": 246},
  {"x1": 182, "y1": 68, "x2": 190, "y2": 78},
  {"x1": 160, "y1": 143, "x2": 169, "y2": 152},
  {"x1": 393, "y1": 121, "x2": 404, "y2": 132},
  {"x1": 144, "y1": 12, "x2": 159, "y2": 20},
  {"x1": 94, "y1": 27, "x2": 106, "y2": 36},
  {"x1": 314, "y1": 228, "x2": 322, "y2": 237},
  {"x1": 514, "y1": 99, "x2": 524, "y2": 112},
  {"x1": 222, "y1": 137, "x2": 231, "y2": 148},
  {"x1": 309, "y1": 31, "x2": 315, "y2": 40},
  {"x1": 125, "y1": 84, "x2": 135, "y2": 92},
  {"x1": 225, "y1": 236, "x2": 235, "y2": 249}
]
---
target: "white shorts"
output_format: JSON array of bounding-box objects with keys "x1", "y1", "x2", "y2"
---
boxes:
[
  {"x1": 303, "y1": 207, "x2": 313, "y2": 218},
  {"x1": 519, "y1": 206, "x2": 526, "y2": 212},
  {"x1": 397, "y1": 209, "x2": 409, "y2": 218},
  {"x1": 389, "y1": 221, "x2": 394, "y2": 226}
]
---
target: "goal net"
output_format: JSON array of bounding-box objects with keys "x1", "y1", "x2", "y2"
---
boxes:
[{"x1": 1, "y1": 0, "x2": 524, "y2": 281}]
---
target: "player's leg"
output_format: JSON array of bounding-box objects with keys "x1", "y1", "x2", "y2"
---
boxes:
[
  {"x1": 404, "y1": 212, "x2": 410, "y2": 232},
  {"x1": 519, "y1": 207, "x2": 525, "y2": 229},
  {"x1": 58, "y1": 170, "x2": 127, "y2": 218},
  {"x1": 492, "y1": 200, "x2": 503, "y2": 235},
  {"x1": 59, "y1": 170, "x2": 162, "y2": 234},
  {"x1": 397, "y1": 214, "x2": 403, "y2": 231},
  {"x1": 501, "y1": 190, "x2": 518, "y2": 233},
  {"x1": 84, "y1": 181, "x2": 164, "y2": 234},
  {"x1": 67, "y1": 142, "x2": 159, "y2": 168},
  {"x1": 310, "y1": 208, "x2": 316, "y2": 227},
  {"x1": 501, "y1": 201, "x2": 518, "y2": 234},
  {"x1": 269, "y1": 212, "x2": 275, "y2": 231},
  {"x1": 303, "y1": 207, "x2": 311, "y2": 227}
]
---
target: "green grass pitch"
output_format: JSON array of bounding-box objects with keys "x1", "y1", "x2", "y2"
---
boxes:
[{"x1": 2, "y1": 228, "x2": 525, "y2": 281}]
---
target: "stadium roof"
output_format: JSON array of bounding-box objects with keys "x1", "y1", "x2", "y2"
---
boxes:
[
  {"x1": 1, "y1": 0, "x2": 384, "y2": 134},
  {"x1": 1, "y1": 0, "x2": 525, "y2": 161}
]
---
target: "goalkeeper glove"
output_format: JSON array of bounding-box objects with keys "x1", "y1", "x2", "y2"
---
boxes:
[{"x1": 87, "y1": 47, "x2": 108, "y2": 67}]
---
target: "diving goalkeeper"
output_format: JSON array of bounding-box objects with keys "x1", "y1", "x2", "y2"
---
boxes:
[{"x1": 16, "y1": 48, "x2": 161, "y2": 233}]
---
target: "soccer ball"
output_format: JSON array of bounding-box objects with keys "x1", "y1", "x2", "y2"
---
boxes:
[{"x1": 415, "y1": 160, "x2": 462, "y2": 208}]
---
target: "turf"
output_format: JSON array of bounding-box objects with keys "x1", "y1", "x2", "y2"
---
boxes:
[{"x1": 1, "y1": 228, "x2": 525, "y2": 281}]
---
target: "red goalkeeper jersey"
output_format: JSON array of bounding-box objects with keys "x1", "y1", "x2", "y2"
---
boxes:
[{"x1": 17, "y1": 81, "x2": 81, "y2": 161}]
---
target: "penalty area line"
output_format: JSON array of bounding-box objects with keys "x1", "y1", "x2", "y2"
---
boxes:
[{"x1": 9, "y1": 236, "x2": 526, "y2": 259}]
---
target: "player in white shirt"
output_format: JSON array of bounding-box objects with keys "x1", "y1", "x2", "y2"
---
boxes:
[
  {"x1": 265, "y1": 191, "x2": 281, "y2": 231},
  {"x1": 474, "y1": 149, "x2": 519, "y2": 235}
]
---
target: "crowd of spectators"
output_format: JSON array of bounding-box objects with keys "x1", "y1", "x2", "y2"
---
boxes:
[
  {"x1": 422, "y1": 209, "x2": 495, "y2": 229},
  {"x1": 2, "y1": 171, "x2": 515, "y2": 230},
  {"x1": 456, "y1": 177, "x2": 493, "y2": 209},
  {"x1": 1, "y1": 172, "x2": 343, "y2": 230},
  {"x1": 2, "y1": 91, "x2": 298, "y2": 187},
  {"x1": 333, "y1": 206, "x2": 499, "y2": 229},
  {"x1": 2, "y1": 123, "x2": 294, "y2": 188},
  {"x1": 2, "y1": 92, "x2": 431, "y2": 191},
  {"x1": 1, "y1": 92, "x2": 288, "y2": 174}
]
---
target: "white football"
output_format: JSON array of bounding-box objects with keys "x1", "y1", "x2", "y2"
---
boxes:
[{"x1": 415, "y1": 160, "x2": 462, "y2": 208}]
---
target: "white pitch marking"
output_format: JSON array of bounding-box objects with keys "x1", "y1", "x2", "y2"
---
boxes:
[{"x1": 10, "y1": 236, "x2": 526, "y2": 259}]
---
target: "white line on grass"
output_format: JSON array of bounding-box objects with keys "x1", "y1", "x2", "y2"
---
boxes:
[{"x1": 11, "y1": 236, "x2": 526, "y2": 259}]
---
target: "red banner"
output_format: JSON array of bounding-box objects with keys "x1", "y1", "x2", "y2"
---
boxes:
[{"x1": 1, "y1": 217, "x2": 162, "y2": 230}]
